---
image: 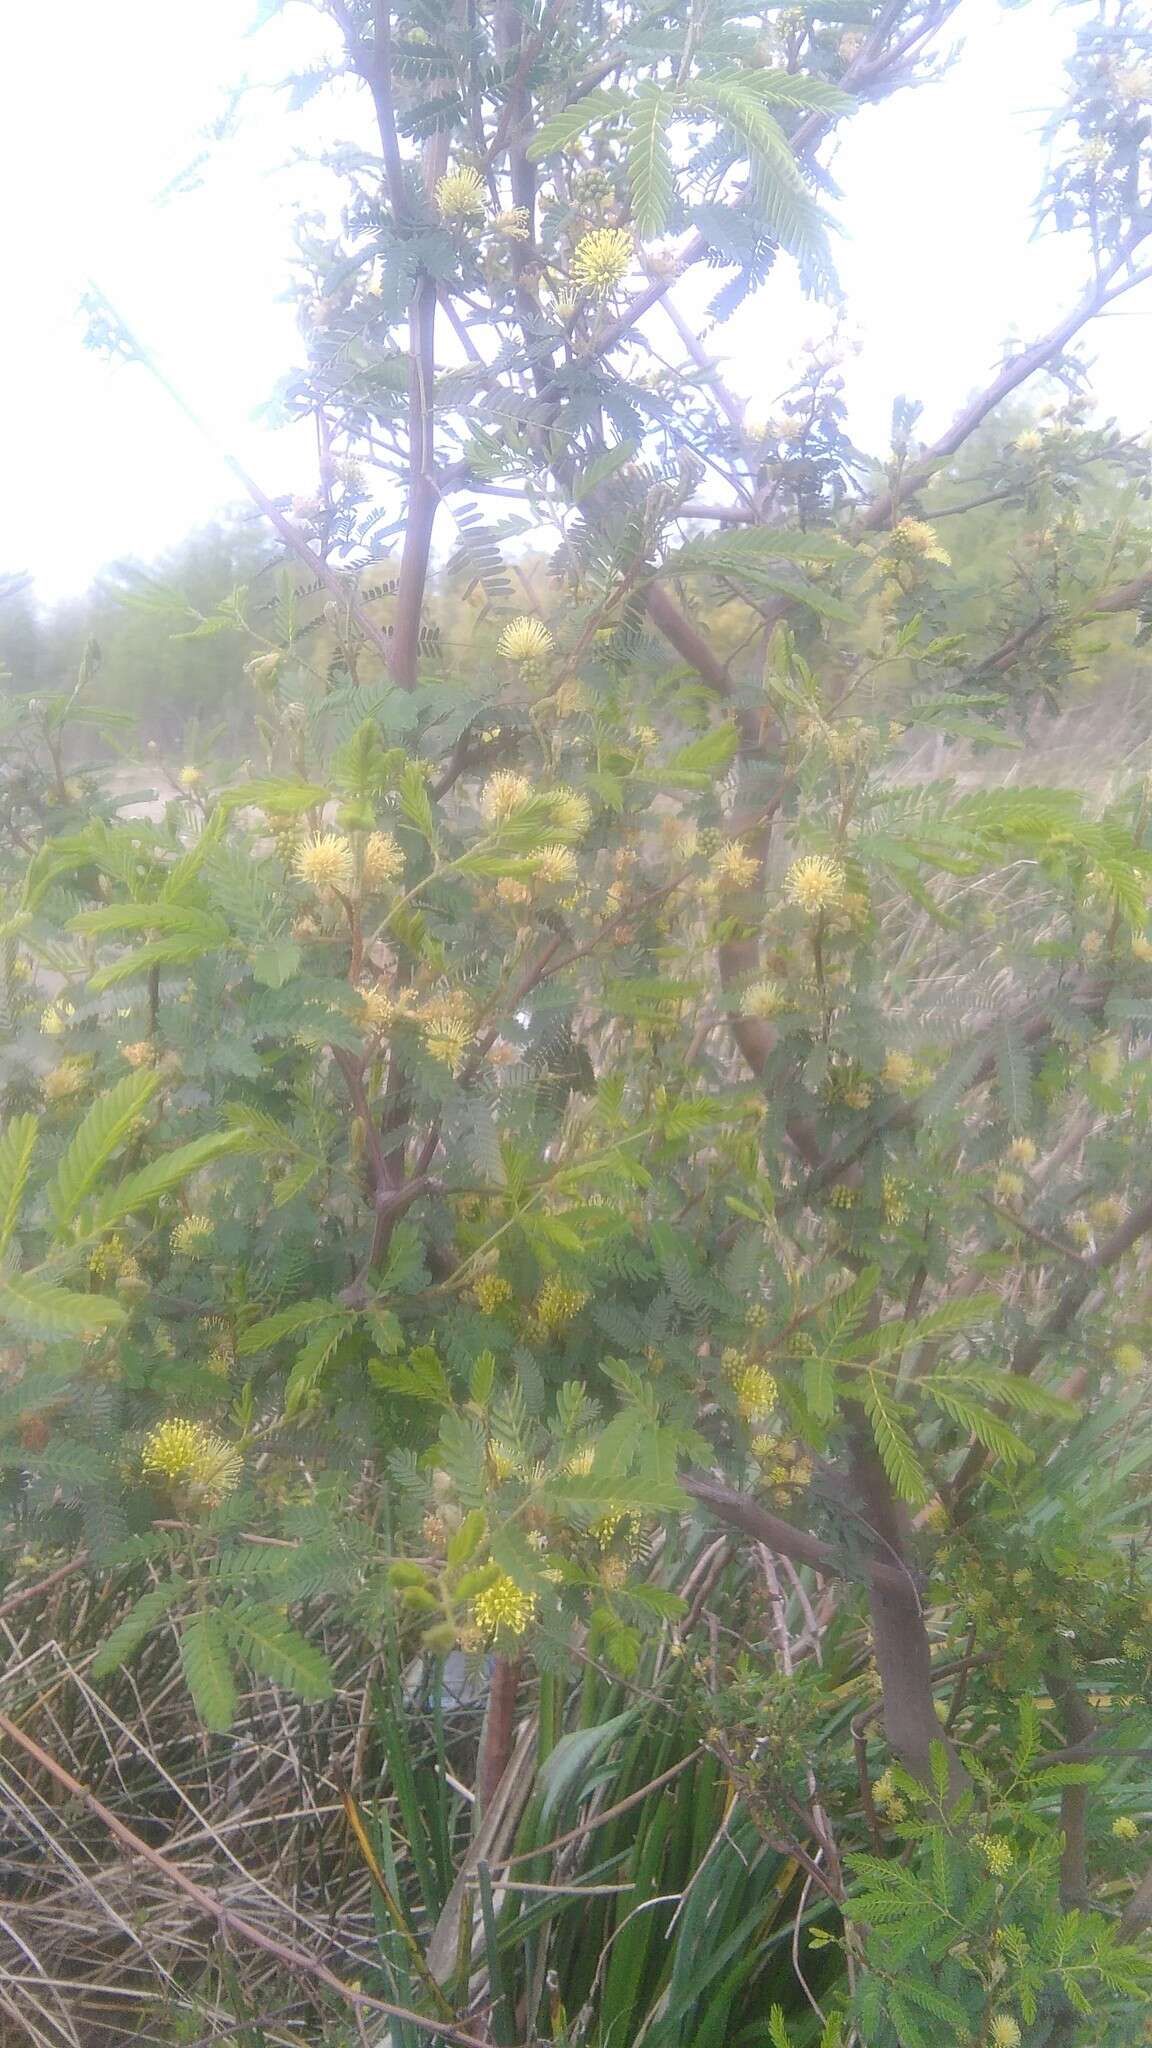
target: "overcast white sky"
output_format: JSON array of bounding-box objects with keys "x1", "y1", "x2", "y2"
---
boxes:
[{"x1": 1, "y1": 0, "x2": 1148, "y2": 601}]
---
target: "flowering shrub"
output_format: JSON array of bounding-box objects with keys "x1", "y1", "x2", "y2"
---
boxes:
[{"x1": 5, "y1": 0, "x2": 1152, "y2": 2040}]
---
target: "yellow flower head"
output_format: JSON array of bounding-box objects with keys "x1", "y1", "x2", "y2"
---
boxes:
[
  {"x1": 883, "y1": 1049, "x2": 921, "y2": 1092},
  {"x1": 420, "y1": 1008, "x2": 473, "y2": 1073},
  {"x1": 171, "y1": 1214, "x2": 213, "y2": 1257},
  {"x1": 481, "y1": 770, "x2": 534, "y2": 822},
  {"x1": 530, "y1": 843, "x2": 579, "y2": 888},
  {"x1": 435, "y1": 166, "x2": 486, "y2": 223},
  {"x1": 361, "y1": 831, "x2": 405, "y2": 887},
  {"x1": 784, "y1": 854, "x2": 848, "y2": 915},
  {"x1": 361, "y1": 986, "x2": 405, "y2": 1032},
  {"x1": 728, "y1": 1361, "x2": 778, "y2": 1421},
  {"x1": 41, "y1": 1058, "x2": 88, "y2": 1103},
  {"x1": 989, "y1": 2018, "x2": 1022, "y2": 2048},
  {"x1": 121, "y1": 1039, "x2": 156, "y2": 1068},
  {"x1": 1005, "y1": 1136, "x2": 1037, "y2": 1167},
  {"x1": 534, "y1": 1275, "x2": 588, "y2": 1334},
  {"x1": 546, "y1": 787, "x2": 592, "y2": 837},
  {"x1": 140, "y1": 1417, "x2": 243, "y2": 1504},
  {"x1": 492, "y1": 206, "x2": 531, "y2": 239},
  {"x1": 497, "y1": 616, "x2": 553, "y2": 663},
  {"x1": 1113, "y1": 1814, "x2": 1141, "y2": 1840},
  {"x1": 472, "y1": 1571, "x2": 535, "y2": 1640},
  {"x1": 572, "y1": 227, "x2": 633, "y2": 296},
  {"x1": 742, "y1": 978, "x2": 789, "y2": 1020},
  {"x1": 473, "y1": 1273, "x2": 514, "y2": 1314},
  {"x1": 882, "y1": 1174, "x2": 909, "y2": 1225},
  {"x1": 710, "y1": 842, "x2": 761, "y2": 891},
  {"x1": 1014, "y1": 430, "x2": 1043, "y2": 454},
  {"x1": 975, "y1": 1833, "x2": 1014, "y2": 1877},
  {"x1": 890, "y1": 517, "x2": 951, "y2": 567},
  {"x1": 178, "y1": 765, "x2": 203, "y2": 791},
  {"x1": 1114, "y1": 1343, "x2": 1144, "y2": 1377},
  {"x1": 40, "y1": 1001, "x2": 74, "y2": 1037},
  {"x1": 89, "y1": 1235, "x2": 129, "y2": 1282},
  {"x1": 293, "y1": 832, "x2": 354, "y2": 892},
  {"x1": 994, "y1": 1170, "x2": 1025, "y2": 1203}
]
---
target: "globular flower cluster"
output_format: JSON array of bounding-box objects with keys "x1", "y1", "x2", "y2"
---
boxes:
[
  {"x1": 361, "y1": 830, "x2": 405, "y2": 887},
  {"x1": 572, "y1": 228, "x2": 633, "y2": 296},
  {"x1": 472, "y1": 1571, "x2": 535, "y2": 1640},
  {"x1": 534, "y1": 1276, "x2": 589, "y2": 1335},
  {"x1": 784, "y1": 854, "x2": 848, "y2": 915},
  {"x1": 482, "y1": 771, "x2": 533, "y2": 821},
  {"x1": 294, "y1": 832, "x2": 354, "y2": 893},
  {"x1": 473, "y1": 1273, "x2": 514, "y2": 1314},
  {"x1": 723, "y1": 1350, "x2": 778, "y2": 1422},
  {"x1": 171, "y1": 1214, "x2": 213, "y2": 1257},
  {"x1": 974, "y1": 1832, "x2": 1015, "y2": 1877},
  {"x1": 497, "y1": 616, "x2": 553, "y2": 663},
  {"x1": 888, "y1": 517, "x2": 951, "y2": 567},
  {"x1": 419, "y1": 1003, "x2": 474, "y2": 1073},
  {"x1": 140, "y1": 1418, "x2": 243, "y2": 1503},
  {"x1": 41, "y1": 1059, "x2": 88, "y2": 1102},
  {"x1": 531, "y1": 844, "x2": 579, "y2": 888},
  {"x1": 742, "y1": 979, "x2": 789, "y2": 1020},
  {"x1": 435, "y1": 167, "x2": 486, "y2": 223},
  {"x1": 710, "y1": 842, "x2": 761, "y2": 891}
]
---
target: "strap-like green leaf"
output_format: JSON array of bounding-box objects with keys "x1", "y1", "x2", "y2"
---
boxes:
[
  {"x1": 0, "y1": 1114, "x2": 38, "y2": 1257},
  {"x1": 50, "y1": 1071, "x2": 160, "y2": 1231},
  {"x1": 180, "y1": 1608, "x2": 239, "y2": 1731}
]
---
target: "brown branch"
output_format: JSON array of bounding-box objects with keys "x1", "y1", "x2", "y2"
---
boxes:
[
  {"x1": 0, "y1": 1709, "x2": 488, "y2": 2048},
  {"x1": 682, "y1": 1474, "x2": 908, "y2": 1593},
  {"x1": 861, "y1": 224, "x2": 1152, "y2": 534},
  {"x1": 845, "y1": 1413, "x2": 968, "y2": 1794},
  {"x1": 1047, "y1": 1661, "x2": 1095, "y2": 1909},
  {"x1": 475, "y1": 1653, "x2": 523, "y2": 1817}
]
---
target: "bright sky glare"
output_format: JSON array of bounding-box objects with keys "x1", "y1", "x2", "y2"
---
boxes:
[{"x1": 2, "y1": 0, "x2": 1148, "y2": 601}]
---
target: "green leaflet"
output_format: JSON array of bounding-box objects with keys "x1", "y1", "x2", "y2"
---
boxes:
[
  {"x1": 237, "y1": 1299, "x2": 346, "y2": 1355},
  {"x1": 925, "y1": 1387, "x2": 1032, "y2": 1465},
  {"x1": 283, "y1": 1320, "x2": 345, "y2": 1416},
  {"x1": 0, "y1": 1114, "x2": 38, "y2": 1257},
  {"x1": 218, "y1": 778, "x2": 329, "y2": 814},
  {"x1": 526, "y1": 88, "x2": 631, "y2": 160},
  {"x1": 180, "y1": 1609, "x2": 239, "y2": 1732},
  {"x1": 862, "y1": 1374, "x2": 929, "y2": 1504},
  {"x1": 666, "y1": 526, "x2": 857, "y2": 572},
  {"x1": 92, "y1": 1582, "x2": 186, "y2": 1678},
  {"x1": 0, "y1": 1275, "x2": 126, "y2": 1338},
  {"x1": 627, "y1": 84, "x2": 675, "y2": 235},
  {"x1": 85, "y1": 1130, "x2": 246, "y2": 1234},
  {"x1": 69, "y1": 902, "x2": 229, "y2": 941},
  {"x1": 219, "y1": 1599, "x2": 333, "y2": 1700},
  {"x1": 49, "y1": 1070, "x2": 160, "y2": 1229}
]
